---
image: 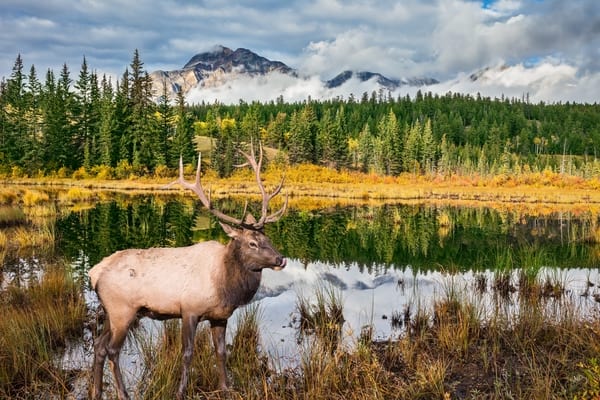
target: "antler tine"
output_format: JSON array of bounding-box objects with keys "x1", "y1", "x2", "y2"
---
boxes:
[
  {"x1": 171, "y1": 154, "x2": 244, "y2": 227},
  {"x1": 264, "y1": 190, "x2": 288, "y2": 224}
]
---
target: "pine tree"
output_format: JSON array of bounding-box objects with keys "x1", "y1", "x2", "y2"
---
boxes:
[
  {"x1": 155, "y1": 80, "x2": 172, "y2": 167},
  {"x1": 2, "y1": 55, "x2": 26, "y2": 168},
  {"x1": 23, "y1": 64, "x2": 43, "y2": 171},
  {"x1": 115, "y1": 69, "x2": 132, "y2": 163},
  {"x1": 288, "y1": 104, "x2": 317, "y2": 164},
  {"x1": 420, "y1": 118, "x2": 436, "y2": 173},
  {"x1": 213, "y1": 117, "x2": 236, "y2": 177},
  {"x1": 128, "y1": 50, "x2": 155, "y2": 171},
  {"x1": 75, "y1": 56, "x2": 93, "y2": 168},
  {"x1": 58, "y1": 63, "x2": 77, "y2": 169},
  {"x1": 357, "y1": 122, "x2": 374, "y2": 173},
  {"x1": 98, "y1": 75, "x2": 115, "y2": 166},
  {"x1": 265, "y1": 111, "x2": 287, "y2": 149},
  {"x1": 171, "y1": 90, "x2": 194, "y2": 167},
  {"x1": 403, "y1": 120, "x2": 421, "y2": 173}
]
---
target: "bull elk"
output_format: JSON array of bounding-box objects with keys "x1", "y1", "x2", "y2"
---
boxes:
[{"x1": 88, "y1": 144, "x2": 287, "y2": 400}]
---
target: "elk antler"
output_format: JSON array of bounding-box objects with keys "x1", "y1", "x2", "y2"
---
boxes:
[
  {"x1": 236, "y1": 141, "x2": 287, "y2": 229},
  {"x1": 169, "y1": 154, "x2": 246, "y2": 226},
  {"x1": 169, "y1": 142, "x2": 287, "y2": 230}
]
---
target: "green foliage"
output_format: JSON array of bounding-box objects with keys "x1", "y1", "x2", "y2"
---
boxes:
[{"x1": 2, "y1": 53, "x2": 600, "y2": 178}]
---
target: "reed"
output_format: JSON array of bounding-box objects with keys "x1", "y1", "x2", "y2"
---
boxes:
[
  {"x1": 0, "y1": 206, "x2": 26, "y2": 226},
  {"x1": 22, "y1": 189, "x2": 50, "y2": 206},
  {"x1": 86, "y1": 269, "x2": 600, "y2": 399},
  {"x1": 296, "y1": 283, "x2": 345, "y2": 352},
  {"x1": 0, "y1": 263, "x2": 86, "y2": 398},
  {"x1": 58, "y1": 187, "x2": 97, "y2": 203}
]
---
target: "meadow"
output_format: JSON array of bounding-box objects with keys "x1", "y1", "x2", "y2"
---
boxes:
[{"x1": 1, "y1": 169, "x2": 600, "y2": 399}]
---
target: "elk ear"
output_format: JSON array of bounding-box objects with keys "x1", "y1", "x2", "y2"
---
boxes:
[{"x1": 219, "y1": 221, "x2": 241, "y2": 238}]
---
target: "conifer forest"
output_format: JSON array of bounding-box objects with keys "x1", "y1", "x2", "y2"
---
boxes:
[{"x1": 1, "y1": 51, "x2": 599, "y2": 179}]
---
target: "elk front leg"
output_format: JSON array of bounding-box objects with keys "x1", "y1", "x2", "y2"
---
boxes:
[
  {"x1": 210, "y1": 319, "x2": 228, "y2": 391},
  {"x1": 177, "y1": 314, "x2": 199, "y2": 400},
  {"x1": 106, "y1": 325, "x2": 131, "y2": 400}
]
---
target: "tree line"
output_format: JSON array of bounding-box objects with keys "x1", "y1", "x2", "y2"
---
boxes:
[{"x1": 1, "y1": 50, "x2": 600, "y2": 179}]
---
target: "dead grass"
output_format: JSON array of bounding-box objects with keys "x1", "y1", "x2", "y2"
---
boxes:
[
  {"x1": 0, "y1": 263, "x2": 86, "y2": 398},
  {"x1": 105, "y1": 273, "x2": 600, "y2": 400}
]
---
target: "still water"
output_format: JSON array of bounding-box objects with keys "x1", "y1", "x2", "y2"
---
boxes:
[{"x1": 3, "y1": 194, "x2": 600, "y2": 387}]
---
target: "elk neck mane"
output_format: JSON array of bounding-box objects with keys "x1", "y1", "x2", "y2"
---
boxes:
[{"x1": 219, "y1": 238, "x2": 262, "y2": 308}]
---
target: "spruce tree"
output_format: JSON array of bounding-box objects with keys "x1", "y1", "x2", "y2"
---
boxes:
[{"x1": 98, "y1": 75, "x2": 115, "y2": 166}]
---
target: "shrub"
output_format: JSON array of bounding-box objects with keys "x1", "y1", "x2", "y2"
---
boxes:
[
  {"x1": 115, "y1": 160, "x2": 134, "y2": 179},
  {"x1": 91, "y1": 165, "x2": 114, "y2": 180},
  {"x1": 71, "y1": 167, "x2": 89, "y2": 180},
  {"x1": 56, "y1": 167, "x2": 70, "y2": 178},
  {"x1": 154, "y1": 164, "x2": 173, "y2": 179}
]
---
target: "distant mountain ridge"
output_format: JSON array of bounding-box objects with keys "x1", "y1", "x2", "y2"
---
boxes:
[
  {"x1": 149, "y1": 45, "x2": 438, "y2": 99},
  {"x1": 325, "y1": 70, "x2": 438, "y2": 90},
  {"x1": 181, "y1": 45, "x2": 295, "y2": 75}
]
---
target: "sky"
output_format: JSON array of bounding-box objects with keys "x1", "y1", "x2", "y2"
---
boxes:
[{"x1": 1, "y1": 0, "x2": 599, "y2": 103}]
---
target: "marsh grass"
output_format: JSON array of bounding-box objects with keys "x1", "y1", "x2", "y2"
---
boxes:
[
  {"x1": 92, "y1": 269, "x2": 600, "y2": 400},
  {"x1": 296, "y1": 284, "x2": 345, "y2": 352},
  {"x1": 0, "y1": 206, "x2": 26, "y2": 227},
  {"x1": 137, "y1": 319, "x2": 220, "y2": 399},
  {"x1": 58, "y1": 187, "x2": 97, "y2": 203},
  {"x1": 0, "y1": 263, "x2": 86, "y2": 398}
]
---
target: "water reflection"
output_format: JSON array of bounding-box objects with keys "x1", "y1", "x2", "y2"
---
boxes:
[
  {"x1": 3, "y1": 194, "x2": 600, "y2": 395},
  {"x1": 51, "y1": 197, "x2": 600, "y2": 276}
]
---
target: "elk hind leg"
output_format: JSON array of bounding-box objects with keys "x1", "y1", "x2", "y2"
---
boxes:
[{"x1": 92, "y1": 319, "x2": 112, "y2": 400}]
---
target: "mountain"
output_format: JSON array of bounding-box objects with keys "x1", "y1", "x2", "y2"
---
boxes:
[
  {"x1": 149, "y1": 45, "x2": 438, "y2": 101},
  {"x1": 325, "y1": 70, "x2": 438, "y2": 90},
  {"x1": 150, "y1": 45, "x2": 296, "y2": 97}
]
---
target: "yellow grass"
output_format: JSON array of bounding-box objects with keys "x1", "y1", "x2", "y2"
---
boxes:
[
  {"x1": 22, "y1": 189, "x2": 50, "y2": 206},
  {"x1": 5, "y1": 166, "x2": 600, "y2": 216}
]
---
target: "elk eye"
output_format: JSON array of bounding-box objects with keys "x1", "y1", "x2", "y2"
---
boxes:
[{"x1": 249, "y1": 241, "x2": 258, "y2": 249}]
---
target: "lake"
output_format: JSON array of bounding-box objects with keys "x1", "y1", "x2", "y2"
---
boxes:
[{"x1": 3, "y1": 193, "x2": 600, "y2": 392}]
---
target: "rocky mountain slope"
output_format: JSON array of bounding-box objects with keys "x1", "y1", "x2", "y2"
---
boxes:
[{"x1": 150, "y1": 45, "x2": 438, "y2": 99}]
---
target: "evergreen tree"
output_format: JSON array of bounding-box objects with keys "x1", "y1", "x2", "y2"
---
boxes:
[
  {"x1": 115, "y1": 69, "x2": 132, "y2": 163},
  {"x1": 288, "y1": 104, "x2": 317, "y2": 164},
  {"x1": 23, "y1": 64, "x2": 43, "y2": 171},
  {"x1": 265, "y1": 111, "x2": 287, "y2": 149},
  {"x1": 171, "y1": 90, "x2": 194, "y2": 167},
  {"x1": 403, "y1": 120, "x2": 421, "y2": 173},
  {"x1": 155, "y1": 80, "x2": 172, "y2": 166},
  {"x1": 127, "y1": 50, "x2": 156, "y2": 171},
  {"x1": 75, "y1": 56, "x2": 93, "y2": 168},
  {"x1": 98, "y1": 75, "x2": 115, "y2": 166},
  {"x1": 213, "y1": 117, "x2": 236, "y2": 177},
  {"x1": 421, "y1": 118, "x2": 436, "y2": 173},
  {"x1": 58, "y1": 63, "x2": 77, "y2": 169},
  {"x1": 357, "y1": 123, "x2": 373, "y2": 173},
  {"x1": 1, "y1": 55, "x2": 26, "y2": 168}
]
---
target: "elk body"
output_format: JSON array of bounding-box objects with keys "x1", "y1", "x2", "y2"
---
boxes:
[{"x1": 89, "y1": 145, "x2": 287, "y2": 400}]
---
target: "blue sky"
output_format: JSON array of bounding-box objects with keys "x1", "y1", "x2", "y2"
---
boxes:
[{"x1": 1, "y1": 0, "x2": 598, "y2": 103}]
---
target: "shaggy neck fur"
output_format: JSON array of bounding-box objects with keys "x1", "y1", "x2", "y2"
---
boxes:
[{"x1": 219, "y1": 240, "x2": 262, "y2": 308}]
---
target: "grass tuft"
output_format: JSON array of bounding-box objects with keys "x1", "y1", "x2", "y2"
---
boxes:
[{"x1": 0, "y1": 263, "x2": 86, "y2": 398}]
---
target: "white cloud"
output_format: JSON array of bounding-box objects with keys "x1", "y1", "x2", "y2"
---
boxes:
[
  {"x1": 0, "y1": 0, "x2": 597, "y2": 103},
  {"x1": 184, "y1": 58, "x2": 599, "y2": 105}
]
